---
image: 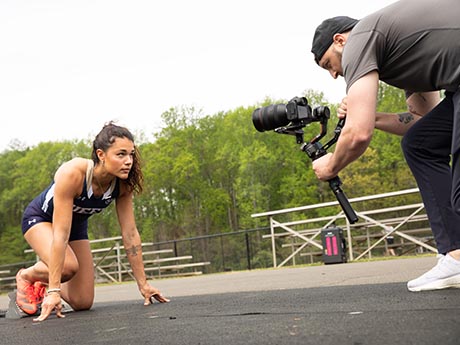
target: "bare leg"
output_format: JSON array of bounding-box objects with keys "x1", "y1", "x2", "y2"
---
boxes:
[
  {"x1": 61, "y1": 240, "x2": 95, "y2": 311},
  {"x1": 22, "y1": 223, "x2": 94, "y2": 310},
  {"x1": 23, "y1": 222, "x2": 79, "y2": 283}
]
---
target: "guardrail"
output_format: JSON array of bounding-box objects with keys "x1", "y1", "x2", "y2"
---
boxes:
[{"x1": 252, "y1": 188, "x2": 433, "y2": 267}]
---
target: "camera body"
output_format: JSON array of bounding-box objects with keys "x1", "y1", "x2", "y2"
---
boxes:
[{"x1": 252, "y1": 97, "x2": 330, "y2": 132}]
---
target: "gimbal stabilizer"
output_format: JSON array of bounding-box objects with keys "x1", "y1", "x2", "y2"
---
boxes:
[{"x1": 275, "y1": 117, "x2": 359, "y2": 224}]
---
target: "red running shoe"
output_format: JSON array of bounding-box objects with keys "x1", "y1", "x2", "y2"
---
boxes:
[
  {"x1": 15, "y1": 269, "x2": 39, "y2": 315},
  {"x1": 34, "y1": 281, "x2": 47, "y2": 306}
]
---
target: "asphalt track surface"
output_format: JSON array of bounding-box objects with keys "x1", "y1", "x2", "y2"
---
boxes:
[{"x1": 1, "y1": 256, "x2": 460, "y2": 345}]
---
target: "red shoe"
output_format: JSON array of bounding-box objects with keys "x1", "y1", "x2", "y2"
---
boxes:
[
  {"x1": 15, "y1": 269, "x2": 39, "y2": 315},
  {"x1": 34, "y1": 281, "x2": 47, "y2": 306}
]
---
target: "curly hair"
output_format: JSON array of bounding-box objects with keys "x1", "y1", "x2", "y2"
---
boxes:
[{"x1": 91, "y1": 121, "x2": 144, "y2": 194}]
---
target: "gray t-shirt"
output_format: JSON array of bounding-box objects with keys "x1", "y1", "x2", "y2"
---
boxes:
[{"x1": 343, "y1": 0, "x2": 460, "y2": 94}]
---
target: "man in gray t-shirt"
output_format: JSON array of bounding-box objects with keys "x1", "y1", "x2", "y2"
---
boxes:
[{"x1": 311, "y1": 0, "x2": 460, "y2": 292}]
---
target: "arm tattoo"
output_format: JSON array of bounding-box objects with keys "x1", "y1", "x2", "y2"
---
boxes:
[
  {"x1": 125, "y1": 244, "x2": 142, "y2": 257},
  {"x1": 398, "y1": 112, "x2": 415, "y2": 125}
]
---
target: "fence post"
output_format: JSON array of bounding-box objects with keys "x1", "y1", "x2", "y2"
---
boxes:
[
  {"x1": 245, "y1": 232, "x2": 251, "y2": 270},
  {"x1": 220, "y1": 235, "x2": 225, "y2": 271},
  {"x1": 270, "y1": 217, "x2": 277, "y2": 268},
  {"x1": 174, "y1": 241, "x2": 178, "y2": 257},
  {"x1": 116, "y1": 241, "x2": 122, "y2": 282}
]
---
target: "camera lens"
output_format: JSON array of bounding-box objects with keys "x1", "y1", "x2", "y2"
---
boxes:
[{"x1": 252, "y1": 104, "x2": 288, "y2": 132}]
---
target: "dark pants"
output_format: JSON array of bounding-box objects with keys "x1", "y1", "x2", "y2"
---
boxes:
[{"x1": 401, "y1": 91, "x2": 460, "y2": 254}]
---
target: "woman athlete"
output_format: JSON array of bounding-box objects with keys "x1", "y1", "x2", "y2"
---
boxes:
[{"x1": 17, "y1": 122, "x2": 169, "y2": 322}]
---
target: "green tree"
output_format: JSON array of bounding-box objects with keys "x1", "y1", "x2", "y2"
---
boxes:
[
  {"x1": 0, "y1": 86, "x2": 415, "y2": 265},
  {"x1": 0, "y1": 140, "x2": 91, "y2": 262}
]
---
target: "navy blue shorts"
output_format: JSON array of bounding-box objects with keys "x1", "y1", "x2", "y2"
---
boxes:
[{"x1": 22, "y1": 203, "x2": 89, "y2": 242}]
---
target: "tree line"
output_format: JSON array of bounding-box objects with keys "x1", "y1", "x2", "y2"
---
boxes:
[{"x1": 0, "y1": 84, "x2": 416, "y2": 265}]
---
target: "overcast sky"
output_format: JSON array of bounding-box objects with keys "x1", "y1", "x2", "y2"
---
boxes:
[{"x1": 0, "y1": 0, "x2": 398, "y2": 151}]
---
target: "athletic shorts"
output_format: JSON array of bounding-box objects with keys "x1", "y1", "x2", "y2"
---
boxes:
[{"x1": 22, "y1": 203, "x2": 89, "y2": 242}]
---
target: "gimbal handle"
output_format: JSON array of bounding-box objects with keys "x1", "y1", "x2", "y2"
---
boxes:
[
  {"x1": 327, "y1": 176, "x2": 359, "y2": 224},
  {"x1": 302, "y1": 119, "x2": 358, "y2": 224}
]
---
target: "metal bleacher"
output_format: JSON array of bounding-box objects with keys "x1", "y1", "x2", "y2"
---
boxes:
[{"x1": 252, "y1": 188, "x2": 434, "y2": 267}]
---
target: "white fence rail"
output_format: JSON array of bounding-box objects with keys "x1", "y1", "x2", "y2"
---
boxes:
[{"x1": 252, "y1": 188, "x2": 433, "y2": 267}]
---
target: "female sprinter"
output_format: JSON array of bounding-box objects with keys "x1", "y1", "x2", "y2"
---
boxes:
[{"x1": 17, "y1": 122, "x2": 169, "y2": 322}]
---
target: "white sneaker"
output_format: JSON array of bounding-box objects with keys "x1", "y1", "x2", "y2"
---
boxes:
[{"x1": 407, "y1": 254, "x2": 460, "y2": 292}]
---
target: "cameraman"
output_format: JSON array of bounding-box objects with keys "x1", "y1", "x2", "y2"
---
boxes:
[{"x1": 311, "y1": 0, "x2": 460, "y2": 292}]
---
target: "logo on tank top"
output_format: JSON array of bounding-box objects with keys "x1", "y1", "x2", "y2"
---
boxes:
[{"x1": 73, "y1": 205, "x2": 104, "y2": 215}]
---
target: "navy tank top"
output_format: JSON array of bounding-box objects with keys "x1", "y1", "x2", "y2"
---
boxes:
[{"x1": 31, "y1": 159, "x2": 120, "y2": 223}]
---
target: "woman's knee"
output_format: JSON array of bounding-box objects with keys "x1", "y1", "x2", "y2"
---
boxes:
[
  {"x1": 64, "y1": 287, "x2": 94, "y2": 311},
  {"x1": 68, "y1": 299, "x2": 93, "y2": 311}
]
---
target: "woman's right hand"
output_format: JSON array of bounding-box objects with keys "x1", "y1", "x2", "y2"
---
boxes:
[{"x1": 33, "y1": 292, "x2": 65, "y2": 322}]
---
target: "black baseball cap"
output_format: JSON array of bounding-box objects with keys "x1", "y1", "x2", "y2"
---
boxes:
[{"x1": 311, "y1": 16, "x2": 358, "y2": 64}]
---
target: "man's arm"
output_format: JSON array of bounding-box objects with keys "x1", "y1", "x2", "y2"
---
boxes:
[
  {"x1": 313, "y1": 71, "x2": 379, "y2": 180},
  {"x1": 375, "y1": 91, "x2": 441, "y2": 135},
  {"x1": 406, "y1": 91, "x2": 441, "y2": 117}
]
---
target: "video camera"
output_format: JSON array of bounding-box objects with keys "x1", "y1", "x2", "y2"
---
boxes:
[
  {"x1": 252, "y1": 96, "x2": 330, "y2": 133},
  {"x1": 252, "y1": 97, "x2": 358, "y2": 224}
]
